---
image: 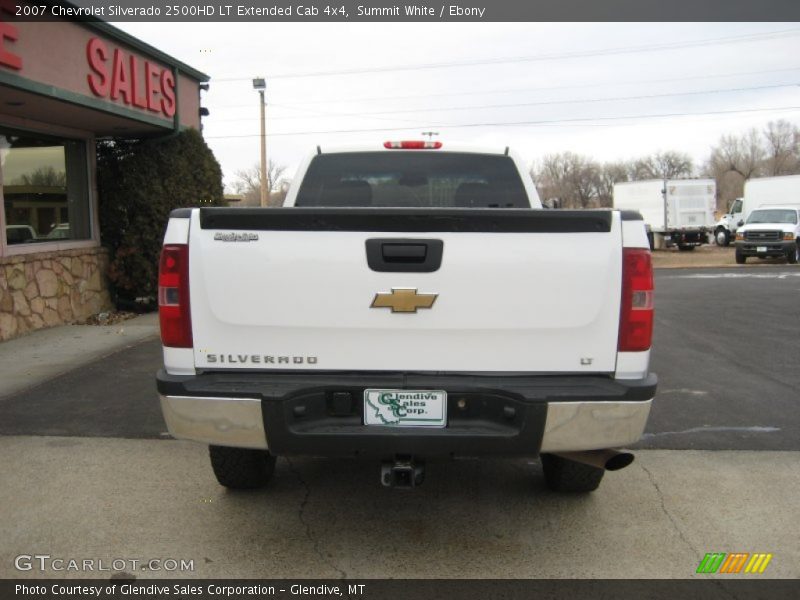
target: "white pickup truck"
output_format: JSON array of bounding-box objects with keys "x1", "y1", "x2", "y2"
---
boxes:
[
  {"x1": 734, "y1": 205, "x2": 800, "y2": 264},
  {"x1": 157, "y1": 141, "x2": 657, "y2": 493}
]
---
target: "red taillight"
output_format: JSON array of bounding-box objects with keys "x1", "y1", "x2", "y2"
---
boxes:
[
  {"x1": 383, "y1": 140, "x2": 443, "y2": 149},
  {"x1": 618, "y1": 248, "x2": 654, "y2": 352},
  {"x1": 158, "y1": 244, "x2": 193, "y2": 348}
]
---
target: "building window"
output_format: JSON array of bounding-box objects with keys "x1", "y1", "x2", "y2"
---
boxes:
[{"x1": 1, "y1": 128, "x2": 91, "y2": 247}]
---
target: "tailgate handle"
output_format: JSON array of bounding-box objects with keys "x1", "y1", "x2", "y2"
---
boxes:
[
  {"x1": 366, "y1": 238, "x2": 444, "y2": 272},
  {"x1": 382, "y1": 243, "x2": 426, "y2": 262}
]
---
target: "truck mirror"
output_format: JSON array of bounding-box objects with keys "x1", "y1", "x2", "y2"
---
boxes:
[{"x1": 737, "y1": 220, "x2": 744, "y2": 227}]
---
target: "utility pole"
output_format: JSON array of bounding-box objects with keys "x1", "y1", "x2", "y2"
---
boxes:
[
  {"x1": 662, "y1": 174, "x2": 669, "y2": 250},
  {"x1": 253, "y1": 78, "x2": 268, "y2": 207}
]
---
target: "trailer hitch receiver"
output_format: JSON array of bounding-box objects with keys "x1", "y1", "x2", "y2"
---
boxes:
[{"x1": 381, "y1": 456, "x2": 425, "y2": 488}]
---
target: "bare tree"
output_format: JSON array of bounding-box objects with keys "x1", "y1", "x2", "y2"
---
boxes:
[
  {"x1": 231, "y1": 160, "x2": 289, "y2": 207},
  {"x1": 707, "y1": 129, "x2": 765, "y2": 181},
  {"x1": 596, "y1": 161, "x2": 630, "y2": 207},
  {"x1": 654, "y1": 151, "x2": 694, "y2": 179},
  {"x1": 531, "y1": 154, "x2": 568, "y2": 207},
  {"x1": 705, "y1": 129, "x2": 766, "y2": 210},
  {"x1": 763, "y1": 120, "x2": 800, "y2": 176},
  {"x1": 530, "y1": 119, "x2": 800, "y2": 214},
  {"x1": 533, "y1": 152, "x2": 601, "y2": 208},
  {"x1": 628, "y1": 151, "x2": 693, "y2": 180},
  {"x1": 572, "y1": 165, "x2": 601, "y2": 208}
]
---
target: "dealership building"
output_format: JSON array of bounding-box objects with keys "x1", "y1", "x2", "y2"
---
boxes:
[{"x1": 0, "y1": 10, "x2": 208, "y2": 340}]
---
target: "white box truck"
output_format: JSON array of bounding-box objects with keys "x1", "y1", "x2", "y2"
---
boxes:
[
  {"x1": 613, "y1": 179, "x2": 716, "y2": 250},
  {"x1": 715, "y1": 175, "x2": 800, "y2": 245}
]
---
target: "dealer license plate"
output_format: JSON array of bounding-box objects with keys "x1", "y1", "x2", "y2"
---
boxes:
[
  {"x1": 364, "y1": 389, "x2": 447, "y2": 427},
  {"x1": 757, "y1": 246, "x2": 768, "y2": 253}
]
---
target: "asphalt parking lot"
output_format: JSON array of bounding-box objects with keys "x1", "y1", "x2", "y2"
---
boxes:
[
  {"x1": 643, "y1": 267, "x2": 800, "y2": 450},
  {"x1": 0, "y1": 266, "x2": 798, "y2": 579}
]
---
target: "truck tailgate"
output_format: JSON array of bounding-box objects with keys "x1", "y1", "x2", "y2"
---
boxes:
[{"x1": 188, "y1": 208, "x2": 622, "y2": 373}]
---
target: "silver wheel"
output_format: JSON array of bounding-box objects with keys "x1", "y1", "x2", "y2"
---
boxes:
[{"x1": 715, "y1": 228, "x2": 729, "y2": 247}]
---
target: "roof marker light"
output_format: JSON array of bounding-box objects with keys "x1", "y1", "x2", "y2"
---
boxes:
[{"x1": 384, "y1": 141, "x2": 443, "y2": 149}]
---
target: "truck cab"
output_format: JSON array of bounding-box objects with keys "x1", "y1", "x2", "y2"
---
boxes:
[
  {"x1": 714, "y1": 197, "x2": 743, "y2": 246},
  {"x1": 734, "y1": 205, "x2": 800, "y2": 264}
]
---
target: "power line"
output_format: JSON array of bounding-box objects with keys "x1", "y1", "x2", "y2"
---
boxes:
[
  {"x1": 209, "y1": 28, "x2": 800, "y2": 81},
  {"x1": 203, "y1": 105, "x2": 800, "y2": 139},
  {"x1": 207, "y1": 83, "x2": 800, "y2": 123},
  {"x1": 218, "y1": 100, "x2": 462, "y2": 127},
  {"x1": 210, "y1": 66, "x2": 800, "y2": 110},
  {"x1": 263, "y1": 67, "x2": 800, "y2": 106}
]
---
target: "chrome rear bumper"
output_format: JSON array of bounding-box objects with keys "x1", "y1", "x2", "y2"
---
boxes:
[
  {"x1": 160, "y1": 393, "x2": 652, "y2": 454},
  {"x1": 540, "y1": 400, "x2": 651, "y2": 452},
  {"x1": 160, "y1": 395, "x2": 267, "y2": 449}
]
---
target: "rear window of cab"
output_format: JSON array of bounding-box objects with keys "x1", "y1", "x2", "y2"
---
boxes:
[{"x1": 294, "y1": 152, "x2": 529, "y2": 208}]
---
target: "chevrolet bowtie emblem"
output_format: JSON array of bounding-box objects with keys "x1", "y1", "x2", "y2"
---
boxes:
[{"x1": 370, "y1": 288, "x2": 438, "y2": 313}]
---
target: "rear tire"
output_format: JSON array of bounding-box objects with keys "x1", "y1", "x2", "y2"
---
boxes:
[
  {"x1": 540, "y1": 454, "x2": 605, "y2": 493},
  {"x1": 209, "y1": 445, "x2": 276, "y2": 489},
  {"x1": 715, "y1": 228, "x2": 730, "y2": 247},
  {"x1": 735, "y1": 249, "x2": 747, "y2": 264}
]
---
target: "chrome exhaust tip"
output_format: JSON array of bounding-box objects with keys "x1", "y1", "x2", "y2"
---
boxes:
[{"x1": 552, "y1": 449, "x2": 635, "y2": 471}]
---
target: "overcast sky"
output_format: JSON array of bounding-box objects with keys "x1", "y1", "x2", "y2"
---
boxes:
[{"x1": 116, "y1": 22, "x2": 800, "y2": 190}]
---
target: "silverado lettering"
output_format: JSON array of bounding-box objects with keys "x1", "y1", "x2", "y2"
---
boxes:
[{"x1": 206, "y1": 354, "x2": 318, "y2": 365}]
